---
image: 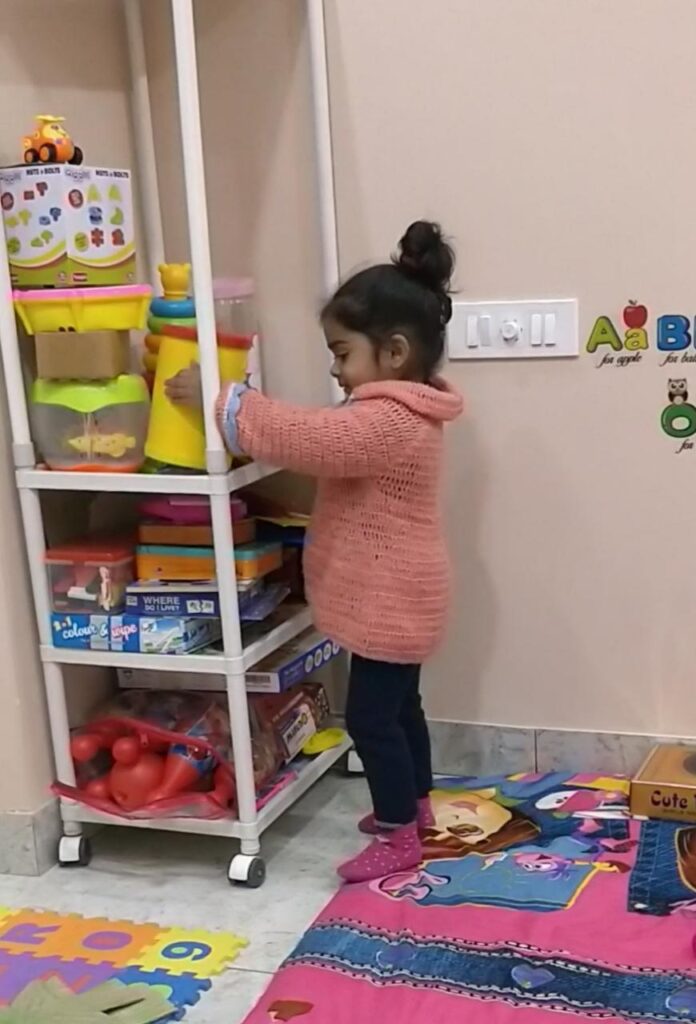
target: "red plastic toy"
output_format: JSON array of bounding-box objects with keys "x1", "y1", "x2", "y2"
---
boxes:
[
  {"x1": 148, "y1": 743, "x2": 213, "y2": 803},
  {"x1": 112, "y1": 735, "x2": 142, "y2": 766},
  {"x1": 109, "y1": 752, "x2": 165, "y2": 811}
]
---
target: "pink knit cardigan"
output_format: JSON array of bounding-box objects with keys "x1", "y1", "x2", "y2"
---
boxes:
[{"x1": 217, "y1": 378, "x2": 463, "y2": 663}]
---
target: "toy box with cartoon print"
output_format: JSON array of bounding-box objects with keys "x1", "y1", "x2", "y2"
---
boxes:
[
  {"x1": 51, "y1": 613, "x2": 220, "y2": 654},
  {"x1": 0, "y1": 165, "x2": 135, "y2": 287}
]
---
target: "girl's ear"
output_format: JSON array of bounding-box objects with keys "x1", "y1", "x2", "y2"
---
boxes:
[{"x1": 384, "y1": 332, "x2": 410, "y2": 370}]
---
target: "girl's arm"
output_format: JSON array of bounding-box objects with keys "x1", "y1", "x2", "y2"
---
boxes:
[{"x1": 216, "y1": 384, "x2": 418, "y2": 478}]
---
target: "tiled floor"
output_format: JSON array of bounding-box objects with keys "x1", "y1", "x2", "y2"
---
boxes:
[{"x1": 0, "y1": 773, "x2": 369, "y2": 1023}]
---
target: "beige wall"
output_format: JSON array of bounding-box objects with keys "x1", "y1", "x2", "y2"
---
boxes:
[
  {"x1": 142, "y1": 0, "x2": 330, "y2": 405},
  {"x1": 0, "y1": 0, "x2": 134, "y2": 811},
  {"x1": 325, "y1": 0, "x2": 696, "y2": 734}
]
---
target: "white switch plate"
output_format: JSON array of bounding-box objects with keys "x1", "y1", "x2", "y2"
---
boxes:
[{"x1": 448, "y1": 299, "x2": 579, "y2": 360}]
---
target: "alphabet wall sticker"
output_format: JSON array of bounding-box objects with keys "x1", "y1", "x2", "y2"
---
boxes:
[
  {"x1": 661, "y1": 377, "x2": 696, "y2": 454},
  {"x1": 586, "y1": 301, "x2": 696, "y2": 367},
  {"x1": 583, "y1": 301, "x2": 696, "y2": 453},
  {"x1": 586, "y1": 301, "x2": 649, "y2": 367}
]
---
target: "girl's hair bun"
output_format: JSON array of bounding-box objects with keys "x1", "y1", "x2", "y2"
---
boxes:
[{"x1": 394, "y1": 220, "x2": 454, "y2": 325}]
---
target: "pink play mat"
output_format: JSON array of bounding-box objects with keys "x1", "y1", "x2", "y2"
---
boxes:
[{"x1": 244, "y1": 773, "x2": 696, "y2": 1022}]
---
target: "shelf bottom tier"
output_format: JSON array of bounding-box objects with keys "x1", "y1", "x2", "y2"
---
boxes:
[{"x1": 59, "y1": 736, "x2": 352, "y2": 840}]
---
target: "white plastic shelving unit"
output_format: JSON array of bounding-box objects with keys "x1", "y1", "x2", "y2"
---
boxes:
[{"x1": 0, "y1": 0, "x2": 349, "y2": 887}]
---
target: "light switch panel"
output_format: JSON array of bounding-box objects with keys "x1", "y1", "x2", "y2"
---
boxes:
[{"x1": 448, "y1": 299, "x2": 578, "y2": 360}]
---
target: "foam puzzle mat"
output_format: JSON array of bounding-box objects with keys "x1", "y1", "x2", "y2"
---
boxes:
[{"x1": 0, "y1": 907, "x2": 247, "y2": 1020}]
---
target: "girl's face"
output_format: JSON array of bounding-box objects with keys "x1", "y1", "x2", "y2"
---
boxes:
[{"x1": 324, "y1": 317, "x2": 409, "y2": 396}]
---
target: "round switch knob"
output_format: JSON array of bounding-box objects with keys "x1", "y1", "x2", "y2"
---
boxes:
[{"x1": 501, "y1": 319, "x2": 520, "y2": 343}]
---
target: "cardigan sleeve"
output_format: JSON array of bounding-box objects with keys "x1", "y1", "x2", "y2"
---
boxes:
[{"x1": 215, "y1": 384, "x2": 419, "y2": 478}]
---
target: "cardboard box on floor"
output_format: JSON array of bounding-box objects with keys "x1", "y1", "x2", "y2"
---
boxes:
[{"x1": 631, "y1": 743, "x2": 696, "y2": 822}]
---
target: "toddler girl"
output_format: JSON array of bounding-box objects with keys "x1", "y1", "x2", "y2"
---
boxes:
[{"x1": 166, "y1": 220, "x2": 463, "y2": 883}]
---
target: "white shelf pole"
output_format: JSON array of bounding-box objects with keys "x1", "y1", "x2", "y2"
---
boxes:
[
  {"x1": 306, "y1": 0, "x2": 340, "y2": 296},
  {"x1": 123, "y1": 0, "x2": 166, "y2": 288},
  {"x1": 17, "y1": 488, "x2": 77, "y2": 796},
  {"x1": 306, "y1": 0, "x2": 343, "y2": 405},
  {"x1": 210, "y1": 492, "x2": 259, "y2": 839},
  {"x1": 170, "y1": 0, "x2": 226, "y2": 475},
  {"x1": 170, "y1": 0, "x2": 258, "y2": 845},
  {"x1": 0, "y1": 209, "x2": 34, "y2": 467}
]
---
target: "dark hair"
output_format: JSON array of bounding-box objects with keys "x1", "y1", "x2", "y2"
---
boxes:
[{"x1": 322, "y1": 220, "x2": 455, "y2": 378}]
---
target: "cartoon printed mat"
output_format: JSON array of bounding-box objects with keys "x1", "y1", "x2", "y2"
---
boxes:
[
  {"x1": 0, "y1": 907, "x2": 246, "y2": 1020},
  {"x1": 245, "y1": 773, "x2": 696, "y2": 1023}
]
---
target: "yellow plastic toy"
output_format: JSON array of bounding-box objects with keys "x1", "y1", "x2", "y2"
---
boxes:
[
  {"x1": 302, "y1": 728, "x2": 348, "y2": 756},
  {"x1": 159, "y1": 262, "x2": 191, "y2": 299},
  {"x1": 145, "y1": 325, "x2": 250, "y2": 470},
  {"x1": 22, "y1": 114, "x2": 83, "y2": 165},
  {"x1": 143, "y1": 264, "x2": 196, "y2": 381},
  {"x1": 13, "y1": 285, "x2": 151, "y2": 334}
]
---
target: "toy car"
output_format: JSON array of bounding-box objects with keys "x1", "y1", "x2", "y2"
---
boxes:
[{"x1": 23, "y1": 115, "x2": 83, "y2": 166}]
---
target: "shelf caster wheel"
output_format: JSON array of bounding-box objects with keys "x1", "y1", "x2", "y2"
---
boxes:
[
  {"x1": 228, "y1": 854, "x2": 266, "y2": 888},
  {"x1": 58, "y1": 835, "x2": 92, "y2": 868},
  {"x1": 345, "y1": 749, "x2": 364, "y2": 776}
]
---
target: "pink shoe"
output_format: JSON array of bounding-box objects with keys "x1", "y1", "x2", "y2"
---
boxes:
[
  {"x1": 339, "y1": 822, "x2": 422, "y2": 883},
  {"x1": 358, "y1": 797, "x2": 435, "y2": 835}
]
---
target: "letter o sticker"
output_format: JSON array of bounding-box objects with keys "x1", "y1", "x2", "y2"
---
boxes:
[{"x1": 661, "y1": 403, "x2": 696, "y2": 438}]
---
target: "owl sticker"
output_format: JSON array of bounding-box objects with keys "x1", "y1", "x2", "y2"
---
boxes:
[{"x1": 668, "y1": 378, "x2": 688, "y2": 405}]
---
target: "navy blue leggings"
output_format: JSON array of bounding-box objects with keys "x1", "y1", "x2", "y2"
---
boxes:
[{"x1": 345, "y1": 654, "x2": 433, "y2": 826}]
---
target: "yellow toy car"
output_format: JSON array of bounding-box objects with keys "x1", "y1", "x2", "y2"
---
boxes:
[{"x1": 23, "y1": 115, "x2": 83, "y2": 166}]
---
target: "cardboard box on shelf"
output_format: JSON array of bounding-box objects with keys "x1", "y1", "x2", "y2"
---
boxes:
[
  {"x1": 124, "y1": 579, "x2": 264, "y2": 619},
  {"x1": 0, "y1": 165, "x2": 135, "y2": 287},
  {"x1": 631, "y1": 743, "x2": 696, "y2": 822},
  {"x1": 35, "y1": 330, "x2": 131, "y2": 379},
  {"x1": 245, "y1": 629, "x2": 341, "y2": 693},
  {"x1": 251, "y1": 682, "x2": 330, "y2": 762},
  {"x1": 116, "y1": 630, "x2": 341, "y2": 694},
  {"x1": 51, "y1": 613, "x2": 220, "y2": 655}
]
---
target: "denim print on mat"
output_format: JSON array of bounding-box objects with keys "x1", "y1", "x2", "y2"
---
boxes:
[
  {"x1": 629, "y1": 819, "x2": 696, "y2": 915},
  {"x1": 288, "y1": 924, "x2": 696, "y2": 1021}
]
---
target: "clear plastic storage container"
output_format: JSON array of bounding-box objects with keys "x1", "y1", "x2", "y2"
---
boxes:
[
  {"x1": 212, "y1": 277, "x2": 256, "y2": 340},
  {"x1": 30, "y1": 375, "x2": 150, "y2": 472},
  {"x1": 46, "y1": 540, "x2": 135, "y2": 614}
]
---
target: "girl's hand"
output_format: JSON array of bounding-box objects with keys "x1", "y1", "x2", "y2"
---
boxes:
[{"x1": 165, "y1": 361, "x2": 202, "y2": 408}]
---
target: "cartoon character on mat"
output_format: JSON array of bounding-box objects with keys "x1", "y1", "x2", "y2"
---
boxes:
[
  {"x1": 375, "y1": 829, "x2": 627, "y2": 913},
  {"x1": 267, "y1": 1000, "x2": 313, "y2": 1021},
  {"x1": 535, "y1": 789, "x2": 626, "y2": 820},
  {"x1": 421, "y1": 787, "x2": 540, "y2": 862},
  {"x1": 676, "y1": 827, "x2": 696, "y2": 895},
  {"x1": 374, "y1": 868, "x2": 450, "y2": 901}
]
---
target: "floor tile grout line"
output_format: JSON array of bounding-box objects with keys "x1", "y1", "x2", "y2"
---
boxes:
[{"x1": 224, "y1": 965, "x2": 275, "y2": 976}]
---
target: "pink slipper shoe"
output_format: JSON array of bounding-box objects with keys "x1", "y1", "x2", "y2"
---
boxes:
[
  {"x1": 339, "y1": 822, "x2": 422, "y2": 883},
  {"x1": 358, "y1": 797, "x2": 435, "y2": 835}
]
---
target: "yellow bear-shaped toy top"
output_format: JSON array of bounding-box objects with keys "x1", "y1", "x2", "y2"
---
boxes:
[{"x1": 158, "y1": 262, "x2": 191, "y2": 300}]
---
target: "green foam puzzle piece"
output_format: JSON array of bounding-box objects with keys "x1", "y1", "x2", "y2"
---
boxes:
[{"x1": 0, "y1": 978, "x2": 174, "y2": 1024}]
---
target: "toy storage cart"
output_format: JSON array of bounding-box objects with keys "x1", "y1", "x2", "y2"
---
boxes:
[{"x1": 0, "y1": 0, "x2": 349, "y2": 887}]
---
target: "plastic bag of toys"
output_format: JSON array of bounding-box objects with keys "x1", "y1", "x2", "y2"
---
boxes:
[{"x1": 52, "y1": 690, "x2": 281, "y2": 819}]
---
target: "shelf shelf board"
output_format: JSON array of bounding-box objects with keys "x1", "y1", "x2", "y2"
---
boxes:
[
  {"x1": 16, "y1": 461, "x2": 279, "y2": 495},
  {"x1": 59, "y1": 736, "x2": 352, "y2": 840},
  {"x1": 40, "y1": 644, "x2": 225, "y2": 674},
  {"x1": 40, "y1": 605, "x2": 314, "y2": 674},
  {"x1": 242, "y1": 605, "x2": 313, "y2": 670}
]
